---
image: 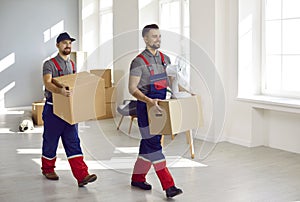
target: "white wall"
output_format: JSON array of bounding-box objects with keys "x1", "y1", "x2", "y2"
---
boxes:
[
  {"x1": 0, "y1": 0, "x2": 79, "y2": 109},
  {"x1": 213, "y1": 0, "x2": 255, "y2": 146},
  {"x1": 190, "y1": 0, "x2": 226, "y2": 144},
  {"x1": 113, "y1": 0, "x2": 139, "y2": 103},
  {"x1": 80, "y1": 0, "x2": 100, "y2": 58},
  {"x1": 139, "y1": 0, "x2": 159, "y2": 28}
]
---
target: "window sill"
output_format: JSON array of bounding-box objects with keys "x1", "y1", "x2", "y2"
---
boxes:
[{"x1": 236, "y1": 95, "x2": 300, "y2": 114}]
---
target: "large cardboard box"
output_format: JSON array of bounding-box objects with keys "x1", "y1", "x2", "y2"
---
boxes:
[
  {"x1": 147, "y1": 95, "x2": 203, "y2": 135},
  {"x1": 32, "y1": 102, "x2": 45, "y2": 126},
  {"x1": 52, "y1": 72, "x2": 106, "y2": 125},
  {"x1": 105, "y1": 87, "x2": 116, "y2": 103},
  {"x1": 94, "y1": 85, "x2": 116, "y2": 120},
  {"x1": 97, "y1": 102, "x2": 116, "y2": 120},
  {"x1": 90, "y1": 69, "x2": 112, "y2": 88}
]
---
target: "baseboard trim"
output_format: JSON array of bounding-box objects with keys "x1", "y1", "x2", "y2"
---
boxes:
[{"x1": 222, "y1": 136, "x2": 252, "y2": 147}]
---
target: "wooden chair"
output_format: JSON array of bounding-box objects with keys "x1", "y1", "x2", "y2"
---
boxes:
[
  {"x1": 161, "y1": 130, "x2": 194, "y2": 159},
  {"x1": 117, "y1": 114, "x2": 137, "y2": 135},
  {"x1": 116, "y1": 100, "x2": 137, "y2": 135}
]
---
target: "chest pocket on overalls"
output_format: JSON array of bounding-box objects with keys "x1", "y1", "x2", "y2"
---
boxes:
[{"x1": 149, "y1": 70, "x2": 167, "y2": 91}]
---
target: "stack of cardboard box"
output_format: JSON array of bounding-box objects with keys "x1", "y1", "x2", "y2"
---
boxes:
[
  {"x1": 90, "y1": 69, "x2": 116, "y2": 119},
  {"x1": 32, "y1": 100, "x2": 45, "y2": 126}
]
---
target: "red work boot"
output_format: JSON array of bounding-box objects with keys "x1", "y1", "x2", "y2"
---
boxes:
[{"x1": 41, "y1": 157, "x2": 59, "y2": 180}]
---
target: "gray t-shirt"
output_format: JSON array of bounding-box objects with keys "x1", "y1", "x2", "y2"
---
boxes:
[
  {"x1": 43, "y1": 54, "x2": 76, "y2": 100},
  {"x1": 130, "y1": 49, "x2": 171, "y2": 94}
]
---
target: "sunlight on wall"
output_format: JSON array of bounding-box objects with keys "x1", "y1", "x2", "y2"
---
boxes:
[
  {"x1": 0, "y1": 81, "x2": 16, "y2": 109},
  {"x1": 42, "y1": 51, "x2": 59, "y2": 63},
  {"x1": 100, "y1": 0, "x2": 113, "y2": 9},
  {"x1": 139, "y1": 0, "x2": 153, "y2": 9},
  {"x1": 0, "y1": 53, "x2": 15, "y2": 73},
  {"x1": 83, "y1": 30, "x2": 96, "y2": 55},
  {"x1": 82, "y1": 3, "x2": 95, "y2": 20},
  {"x1": 43, "y1": 20, "x2": 64, "y2": 43}
]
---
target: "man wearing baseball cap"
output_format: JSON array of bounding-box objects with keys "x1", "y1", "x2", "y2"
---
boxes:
[{"x1": 41, "y1": 32, "x2": 97, "y2": 187}]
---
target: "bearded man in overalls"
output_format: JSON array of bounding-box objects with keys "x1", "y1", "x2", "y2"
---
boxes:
[{"x1": 128, "y1": 24, "x2": 183, "y2": 198}]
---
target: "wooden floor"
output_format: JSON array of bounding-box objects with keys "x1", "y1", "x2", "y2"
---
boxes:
[{"x1": 1, "y1": 109, "x2": 300, "y2": 202}]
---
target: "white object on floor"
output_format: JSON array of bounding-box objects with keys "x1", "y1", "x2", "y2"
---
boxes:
[{"x1": 19, "y1": 116, "x2": 34, "y2": 132}]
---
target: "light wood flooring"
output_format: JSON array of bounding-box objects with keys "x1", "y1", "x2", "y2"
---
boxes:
[{"x1": 0, "y1": 109, "x2": 300, "y2": 202}]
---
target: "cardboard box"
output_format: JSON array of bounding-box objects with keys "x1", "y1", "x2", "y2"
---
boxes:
[
  {"x1": 90, "y1": 69, "x2": 112, "y2": 88},
  {"x1": 52, "y1": 72, "x2": 106, "y2": 125},
  {"x1": 32, "y1": 102, "x2": 45, "y2": 126},
  {"x1": 147, "y1": 95, "x2": 203, "y2": 135},
  {"x1": 105, "y1": 87, "x2": 116, "y2": 103},
  {"x1": 97, "y1": 103, "x2": 116, "y2": 120}
]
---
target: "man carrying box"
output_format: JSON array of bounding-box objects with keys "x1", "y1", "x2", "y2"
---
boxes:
[
  {"x1": 128, "y1": 24, "x2": 183, "y2": 198},
  {"x1": 41, "y1": 32, "x2": 97, "y2": 187}
]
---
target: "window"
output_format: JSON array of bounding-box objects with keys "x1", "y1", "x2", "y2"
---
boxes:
[
  {"x1": 159, "y1": 0, "x2": 190, "y2": 90},
  {"x1": 99, "y1": 0, "x2": 113, "y2": 45},
  {"x1": 263, "y1": 0, "x2": 300, "y2": 98},
  {"x1": 159, "y1": 0, "x2": 189, "y2": 38},
  {"x1": 98, "y1": 0, "x2": 113, "y2": 70}
]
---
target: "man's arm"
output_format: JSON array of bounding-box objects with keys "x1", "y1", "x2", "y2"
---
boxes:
[
  {"x1": 128, "y1": 75, "x2": 158, "y2": 107},
  {"x1": 43, "y1": 74, "x2": 72, "y2": 97}
]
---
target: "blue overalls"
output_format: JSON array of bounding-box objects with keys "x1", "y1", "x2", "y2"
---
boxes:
[
  {"x1": 131, "y1": 51, "x2": 175, "y2": 190},
  {"x1": 41, "y1": 58, "x2": 89, "y2": 183}
]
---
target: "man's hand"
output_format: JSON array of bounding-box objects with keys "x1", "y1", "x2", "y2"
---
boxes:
[
  {"x1": 60, "y1": 86, "x2": 73, "y2": 97},
  {"x1": 148, "y1": 98, "x2": 163, "y2": 112},
  {"x1": 44, "y1": 74, "x2": 73, "y2": 96}
]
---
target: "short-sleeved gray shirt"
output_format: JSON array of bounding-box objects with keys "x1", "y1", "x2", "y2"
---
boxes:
[
  {"x1": 130, "y1": 49, "x2": 171, "y2": 94},
  {"x1": 43, "y1": 54, "x2": 76, "y2": 100}
]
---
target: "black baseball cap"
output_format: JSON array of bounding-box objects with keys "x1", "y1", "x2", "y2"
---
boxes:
[{"x1": 56, "y1": 32, "x2": 76, "y2": 43}]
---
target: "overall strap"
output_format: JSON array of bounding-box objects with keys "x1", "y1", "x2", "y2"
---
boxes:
[
  {"x1": 137, "y1": 52, "x2": 167, "y2": 75},
  {"x1": 137, "y1": 54, "x2": 151, "y2": 67},
  {"x1": 51, "y1": 58, "x2": 63, "y2": 76},
  {"x1": 158, "y1": 51, "x2": 166, "y2": 66},
  {"x1": 70, "y1": 60, "x2": 76, "y2": 73},
  {"x1": 51, "y1": 58, "x2": 76, "y2": 76},
  {"x1": 137, "y1": 54, "x2": 154, "y2": 75}
]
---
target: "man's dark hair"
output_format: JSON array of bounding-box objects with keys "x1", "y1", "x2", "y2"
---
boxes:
[{"x1": 142, "y1": 24, "x2": 159, "y2": 37}]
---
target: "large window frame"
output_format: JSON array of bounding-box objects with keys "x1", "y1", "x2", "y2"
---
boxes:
[{"x1": 262, "y1": 0, "x2": 300, "y2": 99}]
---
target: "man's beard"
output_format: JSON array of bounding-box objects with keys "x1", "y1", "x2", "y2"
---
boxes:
[
  {"x1": 62, "y1": 48, "x2": 71, "y2": 55},
  {"x1": 150, "y1": 43, "x2": 160, "y2": 50}
]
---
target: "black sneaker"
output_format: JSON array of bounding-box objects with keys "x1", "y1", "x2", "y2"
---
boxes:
[
  {"x1": 131, "y1": 181, "x2": 152, "y2": 190},
  {"x1": 166, "y1": 186, "x2": 183, "y2": 198}
]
